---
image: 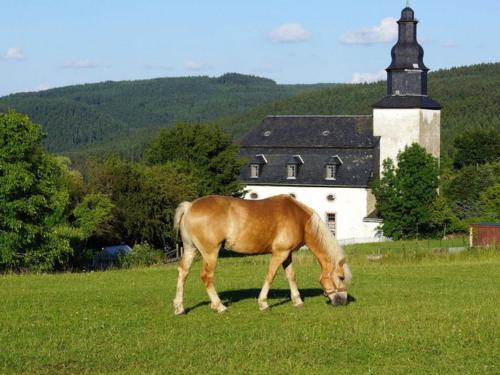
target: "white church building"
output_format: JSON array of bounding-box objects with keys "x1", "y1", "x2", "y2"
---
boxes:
[{"x1": 238, "y1": 6, "x2": 441, "y2": 244}]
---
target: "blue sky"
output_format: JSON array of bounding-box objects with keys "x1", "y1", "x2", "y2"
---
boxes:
[{"x1": 1, "y1": 0, "x2": 499, "y2": 96}]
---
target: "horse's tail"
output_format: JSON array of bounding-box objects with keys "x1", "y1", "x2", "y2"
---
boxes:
[{"x1": 174, "y1": 201, "x2": 192, "y2": 236}]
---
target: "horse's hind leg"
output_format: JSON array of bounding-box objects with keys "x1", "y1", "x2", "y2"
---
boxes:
[
  {"x1": 282, "y1": 254, "x2": 303, "y2": 307},
  {"x1": 200, "y1": 248, "x2": 227, "y2": 313},
  {"x1": 173, "y1": 243, "x2": 197, "y2": 315},
  {"x1": 258, "y1": 251, "x2": 291, "y2": 311}
]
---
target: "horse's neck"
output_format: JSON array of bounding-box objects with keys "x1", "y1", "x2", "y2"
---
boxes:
[{"x1": 308, "y1": 239, "x2": 334, "y2": 271}]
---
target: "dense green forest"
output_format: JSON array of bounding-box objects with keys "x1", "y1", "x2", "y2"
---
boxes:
[
  {"x1": 0, "y1": 73, "x2": 330, "y2": 154},
  {"x1": 0, "y1": 63, "x2": 498, "y2": 162}
]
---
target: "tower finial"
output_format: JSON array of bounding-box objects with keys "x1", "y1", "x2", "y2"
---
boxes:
[{"x1": 406, "y1": 0, "x2": 410, "y2": 7}]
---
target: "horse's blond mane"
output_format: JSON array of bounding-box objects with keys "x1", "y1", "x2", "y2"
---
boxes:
[{"x1": 307, "y1": 211, "x2": 352, "y2": 284}]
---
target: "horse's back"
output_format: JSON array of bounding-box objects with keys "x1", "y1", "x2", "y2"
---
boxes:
[{"x1": 185, "y1": 195, "x2": 311, "y2": 254}]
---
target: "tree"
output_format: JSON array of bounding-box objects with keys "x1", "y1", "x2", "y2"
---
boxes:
[
  {"x1": 453, "y1": 128, "x2": 500, "y2": 169},
  {"x1": 144, "y1": 124, "x2": 244, "y2": 195},
  {"x1": 85, "y1": 156, "x2": 199, "y2": 248},
  {"x1": 0, "y1": 110, "x2": 73, "y2": 271},
  {"x1": 372, "y1": 143, "x2": 440, "y2": 239},
  {"x1": 73, "y1": 193, "x2": 114, "y2": 239},
  {"x1": 479, "y1": 183, "x2": 500, "y2": 220},
  {"x1": 444, "y1": 162, "x2": 500, "y2": 219}
]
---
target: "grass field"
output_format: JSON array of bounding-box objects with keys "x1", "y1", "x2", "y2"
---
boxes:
[{"x1": 1, "y1": 247, "x2": 499, "y2": 374}]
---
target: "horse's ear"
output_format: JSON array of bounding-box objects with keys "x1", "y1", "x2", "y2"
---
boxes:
[{"x1": 338, "y1": 258, "x2": 345, "y2": 267}]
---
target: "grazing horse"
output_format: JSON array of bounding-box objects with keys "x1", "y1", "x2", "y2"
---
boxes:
[{"x1": 173, "y1": 194, "x2": 351, "y2": 314}]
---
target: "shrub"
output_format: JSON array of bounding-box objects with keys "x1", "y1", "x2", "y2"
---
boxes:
[{"x1": 118, "y1": 243, "x2": 164, "y2": 268}]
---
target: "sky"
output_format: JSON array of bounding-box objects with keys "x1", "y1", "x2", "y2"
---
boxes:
[{"x1": 1, "y1": 0, "x2": 499, "y2": 96}]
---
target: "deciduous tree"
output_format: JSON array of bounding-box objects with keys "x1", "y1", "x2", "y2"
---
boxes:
[
  {"x1": 144, "y1": 124, "x2": 244, "y2": 195},
  {"x1": 372, "y1": 143, "x2": 440, "y2": 239},
  {"x1": 0, "y1": 110, "x2": 73, "y2": 271}
]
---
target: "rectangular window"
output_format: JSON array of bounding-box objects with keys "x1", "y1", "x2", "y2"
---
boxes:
[
  {"x1": 326, "y1": 213, "x2": 336, "y2": 235},
  {"x1": 250, "y1": 164, "x2": 260, "y2": 178},
  {"x1": 325, "y1": 164, "x2": 337, "y2": 180},
  {"x1": 287, "y1": 164, "x2": 297, "y2": 179}
]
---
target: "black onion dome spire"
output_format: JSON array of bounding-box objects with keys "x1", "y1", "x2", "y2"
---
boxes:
[
  {"x1": 373, "y1": 5, "x2": 441, "y2": 109},
  {"x1": 387, "y1": 7, "x2": 428, "y2": 71},
  {"x1": 400, "y1": 6, "x2": 415, "y2": 21}
]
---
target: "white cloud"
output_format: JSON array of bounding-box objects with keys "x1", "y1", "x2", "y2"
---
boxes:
[
  {"x1": 339, "y1": 18, "x2": 397, "y2": 45},
  {"x1": 351, "y1": 70, "x2": 386, "y2": 84},
  {"x1": 185, "y1": 61, "x2": 207, "y2": 70},
  {"x1": 61, "y1": 59, "x2": 109, "y2": 69},
  {"x1": 144, "y1": 64, "x2": 174, "y2": 71},
  {"x1": 5, "y1": 47, "x2": 26, "y2": 60},
  {"x1": 269, "y1": 23, "x2": 311, "y2": 43},
  {"x1": 443, "y1": 42, "x2": 458, "y2": 48}
]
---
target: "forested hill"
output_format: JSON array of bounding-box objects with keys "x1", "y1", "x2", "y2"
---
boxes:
[
  {"x1": 0, "y1": 73, "x2": 331, "y2": 153},
  {"x1": 216, "y1": 63, "x2": 499, "y2": 158},
  {"x1": 1, "y1": 63, "x2": 498, "y2": 160}
]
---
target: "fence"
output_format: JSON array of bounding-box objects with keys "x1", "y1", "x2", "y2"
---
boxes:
[
  {"x1": 338, "y1": 236, "x2": 390, "y2": 246},
  {"x1": 344, "y1": 237, "x2": 470, "y2": 258},
  {"x1": 165, "y1": 244, "x2": 184, "y2": 263}
]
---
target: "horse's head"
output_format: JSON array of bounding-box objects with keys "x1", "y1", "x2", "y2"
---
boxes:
[{"x1": 328, "y1": 258, "x2": 352, "y2": 306}]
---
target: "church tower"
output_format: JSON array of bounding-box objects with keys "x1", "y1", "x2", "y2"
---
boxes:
[{"x1": 373, "y1": 5, "x2": 441, "y2": 172}]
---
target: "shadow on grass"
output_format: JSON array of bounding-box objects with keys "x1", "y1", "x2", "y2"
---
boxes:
[{"x1": 184, "y1": 288, "x2": 356, "y2": 313}]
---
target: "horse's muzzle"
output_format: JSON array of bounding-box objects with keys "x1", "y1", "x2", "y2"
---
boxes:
[{"x1": 329, "y1": 291, "x2": 348, "y2": 306}]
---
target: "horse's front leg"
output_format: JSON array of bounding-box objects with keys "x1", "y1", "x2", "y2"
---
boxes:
[
  {"x1": 258, "y1": 251, "x2": 291, "y2": 311},
  {"x1": 282, "y1": 254, "x2": 303, "y2": 307}
]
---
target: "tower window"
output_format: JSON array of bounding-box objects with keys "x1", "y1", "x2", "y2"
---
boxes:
[
  {"x1": 250, "y1": 164, "x2": 260, "y2": 178},
  {"x1": 325, "y1": 164, "x2": 337, "y2": 180},
  {"x1": 287, "y1": 164, "x2": 297, "y2": 179}
]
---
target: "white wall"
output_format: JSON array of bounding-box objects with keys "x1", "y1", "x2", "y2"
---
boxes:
[
  {"x1": 373, "y1": 108, "x2": 441, "y2": 173},
  {"x1": 244, "y1": 185, "x2": 380, "y2": 242}
]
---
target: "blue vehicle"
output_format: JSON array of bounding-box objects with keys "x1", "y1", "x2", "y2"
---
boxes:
[{"x1": 92, "y1": 245, "x2": 132, "y2": 269}]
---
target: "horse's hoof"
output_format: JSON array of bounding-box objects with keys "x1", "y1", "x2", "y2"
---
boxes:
[
  {"x1": 174, "y1": 307, "x2": 185, "y2": 315},
  {"x1": 292, "y1": 297, "x2": 304, "y2": 307},
  {"x1": 258, "y1": 301, "x2": 269, "y2": 311},
  {"x1": 211, "y1": 302, "x2": 228, "y2": 313},
  {"x1": 216, "y1": 304, "x2": 228, "y2": 313}
]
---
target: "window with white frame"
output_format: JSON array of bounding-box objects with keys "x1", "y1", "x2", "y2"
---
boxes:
[
  {"x1": 287, "y1": 164, "x2": 297, "y2": 179},
  {"x1": 325, "y1": 164, "x2": 337, "y2": 180},
  {"x1": 250, "y1": 164, "x2": 260, "y2": 178}
]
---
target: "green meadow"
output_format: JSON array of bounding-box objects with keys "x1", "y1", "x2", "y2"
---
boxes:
[{"x1": 1, "y1": 247, "x2": 498, "y2": 374}]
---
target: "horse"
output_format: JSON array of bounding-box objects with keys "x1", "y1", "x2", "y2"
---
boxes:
[{"x1": 172, "y1": 194, "x2": 352, "y2": 315}]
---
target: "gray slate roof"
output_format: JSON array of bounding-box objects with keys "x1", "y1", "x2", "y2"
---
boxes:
[
  {"x1": 373, "y1": 95, "x2": 441, "y2": 109},
  {"x1": 239, "y1": 115, "x2": 376, "y2": 148},
  {"x1": 239, "y1": 115, "x2": 379, "y2": 187}
]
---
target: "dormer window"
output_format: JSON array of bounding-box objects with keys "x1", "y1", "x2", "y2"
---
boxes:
[
  {"x1": 286, "y1": 155, "x2": 304, "y2": 180},
  {"x1": 326, "y1": 164, "x2": 337, "y2": 180},
  {"x1": 249, "y1": 154, "x2": 268, "y2": 179},
  {"x1": 325, "y1": 155, "x2": 343, "y2": 181},
  {"x1": 250, "y1": 164, "x2": 260, "y2": 178}
]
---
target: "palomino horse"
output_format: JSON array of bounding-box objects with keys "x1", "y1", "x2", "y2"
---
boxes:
[{"x1": 173, "y1": 194, "x2": 351, "y2": 314}]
